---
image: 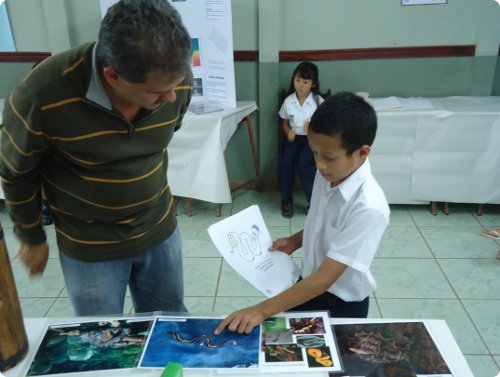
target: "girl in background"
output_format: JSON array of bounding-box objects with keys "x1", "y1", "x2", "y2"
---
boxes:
[{"x1": 278, "y1": 62, "x2": 324, "y2": 218}]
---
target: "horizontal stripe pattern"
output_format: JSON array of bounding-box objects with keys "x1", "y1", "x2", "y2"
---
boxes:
[{"x1": 0, "y1": 43, "x2": 193, "y2": 261}]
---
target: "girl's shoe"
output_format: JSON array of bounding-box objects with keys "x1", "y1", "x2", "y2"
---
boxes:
[{"x1": 281, "y1": 201, "x2": 293, "y2": 218}]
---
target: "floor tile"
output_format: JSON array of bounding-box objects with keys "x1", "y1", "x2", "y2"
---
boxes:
[
  {"x1": 184, "y1": 296, "x2": 215, "y2": 316},
  {"x1": 377, "y1": 298, "x2": 487, "y2": 354},
  {"x1": 181, "y1": 226, "x2": 221, "y2": 258},
  {"x1": 408, "y1": 204, "x2": 481, "y2": 226},
  {"x1": 376, "y1": 226, "x2": 433, "y2": 258},
  {"x1": 217, "y1": 261, "x2": 265, "y2": 297},
  {"x1": 183, "y1": 257, "x2": 221, "y2": 297},
  {"x1": 438, "y1": 259, "x2": 500, "y2": 299},
  {"x1": 213, "y1": 296, "x2": 263, "y2": 315},
  {"x1": 44, "y1": 297, "x2": 76, "y2": 317},
  {"x1": 464, "y1": 355, "x2": 498, "y2": 377},
  {"x1": 232, "y1": 190, "x2": 289, "y2": 226},
  {"x1": 20, "y1": 298, "x2": 56, "y2": 318},
  {"x1": 387, "y1": 205, "x2": 414, "y2": 226},
  {"x1": 12, "y1": 259, "x2": 65, "y2": 298},
  {"x1": 462, "y1": 300, "x2": 500, "y2": 354},
  {"x1": 367, "y1": 298, "x2": 381, "y2": 318},
  {"x1": 475, "y1": 204, "x2": 500, "y2": 227},
  {"x1": 371, "y1": 259, "x2": 455, "y2": 299},
  {"x1": 0, "y1": 209, "x2": 14, "y2": 227},
  {"x1": 420, "y1": 226, "x2": 497, "y2": 258}
]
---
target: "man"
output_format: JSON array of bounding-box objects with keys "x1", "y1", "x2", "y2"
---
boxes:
[{"x1": 0, "y1": 0, "x2": 193, "y2": 315}]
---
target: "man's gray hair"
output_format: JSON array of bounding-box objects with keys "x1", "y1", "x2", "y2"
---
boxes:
[{"x1": 96, "y1": 0, "x2": 192, "y2": 83}]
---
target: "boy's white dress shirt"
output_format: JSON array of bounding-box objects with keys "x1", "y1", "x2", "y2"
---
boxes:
[
  {"x1": 301, "y1": 159, "x2": 390, "y2": 302},
  {"x1": 279, "y1": 92, "x2": 324, "y2": 135}
]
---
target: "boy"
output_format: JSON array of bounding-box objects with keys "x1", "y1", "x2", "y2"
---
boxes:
[{"x1": 215, "y1": 92, "x2": 389, "y2": 335}]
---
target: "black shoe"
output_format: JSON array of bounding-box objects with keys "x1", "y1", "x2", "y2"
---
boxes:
[
  {"x1": 42, "y1": 200, "x2": 53, "y2": 226},
  {"x1": 281, "y1": 201, "x2": 293, "y2": 218}
]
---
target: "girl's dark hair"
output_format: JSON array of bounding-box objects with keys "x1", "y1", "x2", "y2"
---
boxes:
[
  {"x1": 285, "y1": 61, "x2": 321, "y2": 103},
  {"x1": 309, "y1": 92, "x2": 377, "y2": 156},
  {"x1": 96, "y1": 0, "x2": 192, "y2": 83}
]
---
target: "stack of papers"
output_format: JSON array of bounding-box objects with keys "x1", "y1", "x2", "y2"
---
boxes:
[
  {"x1": 369, "y1": 96, "x2": 434, "y2": 111},
  {"x1": 187, "y1": 100, "x2": 224, "y2": 115}
]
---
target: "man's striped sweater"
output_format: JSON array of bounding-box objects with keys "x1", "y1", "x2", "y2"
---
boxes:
[{"x1": 0, "y1": 43, "x2": 193, "y2": 262}]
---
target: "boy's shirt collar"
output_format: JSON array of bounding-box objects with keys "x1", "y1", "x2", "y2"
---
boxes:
[{"x1": 328, "y1": 159, "x2": 371, "y2": 202}]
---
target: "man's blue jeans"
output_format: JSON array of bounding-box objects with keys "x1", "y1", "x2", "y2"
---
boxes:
[{"x1": 59, "y1": 226, "x2": 187, "y2": 316}]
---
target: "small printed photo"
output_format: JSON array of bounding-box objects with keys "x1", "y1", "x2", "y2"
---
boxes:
[
  {"x1": 295, "y1": 334, "x2": 325, "y2": 348},
  {"x1": 289, "y1": 317, "x2": 326, "y2": 335},
  {"x1": 262, "y1": 317, "x2": 287, "y2": 332},
  {"x1": 192, "y1": 78, "x2": 203, "y2": 96},
  {"x1": 305, "y1": 346, "x2": 334, "y2": 368},
  {"x1": 265, "y1": 344, "x2": 303, "y2": 363},
  {"x1": 264, "y1": 330, "x2": 294, "y2": 345}
]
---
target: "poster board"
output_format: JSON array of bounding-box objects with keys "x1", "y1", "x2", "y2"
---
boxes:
[
  {"x1": 99, "y1": 0, "x2": 236, "y2": 107},
  {"x1": 330, "y1": 321, "x2": 454, "y2": 377},
  {"x1": 0, "y1": 2, "x2": 16, "y2": 52}
]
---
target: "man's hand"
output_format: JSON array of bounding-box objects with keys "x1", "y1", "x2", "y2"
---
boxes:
[
  {"x1": 287, "y1": 128, "x2": 296, "y2": 142},
  {"x1": 214, "y1": 305, "x2": 266, "y2": 335},
  {"x1": 18, "y1": 242, "x2": 49, "y2": 276}
]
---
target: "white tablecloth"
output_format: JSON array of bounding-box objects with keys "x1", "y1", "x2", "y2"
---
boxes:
[
  {"x1": 167, "y1": 101, "x2": 258, "y2": 204},
  {"x1": 4, "y1": 317, "x2": 473, "y2": 377},
  {"x1": 371, "y1": 96, "x2": 500, "y2": 204}
]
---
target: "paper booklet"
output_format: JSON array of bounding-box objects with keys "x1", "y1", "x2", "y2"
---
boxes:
[
  {"x1": 329, "y1": 321, "x2": 453, "y2": 377},
  {"x1": 207, "y1": 204, "x2": 300, "y2": 297},
  {"x1": 26, "y1": 312, "x2": 344, "y2": 374}
]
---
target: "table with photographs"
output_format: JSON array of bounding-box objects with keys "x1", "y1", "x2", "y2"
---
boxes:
[{"x1": 4, "y1": 316, "x2": 474, "y2": 377}]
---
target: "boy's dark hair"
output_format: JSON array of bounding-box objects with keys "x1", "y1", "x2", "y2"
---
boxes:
[
  {"x1": 285, "y1": 61, "x2": 322, "y2": 100},
  {"x1": 309, "y1": 92, "x2": 377, "y2": 155},
  {"x1": 96, "y1": 0, "x2": 192, "y2": 83}
]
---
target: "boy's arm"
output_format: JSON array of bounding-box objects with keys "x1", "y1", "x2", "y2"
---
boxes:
[{"x1": 214, "y1": 256, "x2": 347, "y2": 335}]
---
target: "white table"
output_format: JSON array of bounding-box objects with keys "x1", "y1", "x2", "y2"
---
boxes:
[
  {"x1": 4, "y1": 317, "x2": 473, "y2": 377},
  {"x1": 4, "y1": 317, "x2": 326, "y2": 377},
  {"x1": 370, "y1": 96, "x2": 500, "y2": 205},
  {"x1": 167, "y1": 101, "x2": 259, "y2": 209}
]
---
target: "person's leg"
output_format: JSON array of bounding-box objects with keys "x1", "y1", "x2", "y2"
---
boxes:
[
  {"x1": 60, "y1": 251, "x2": 131, "y2": 316},
  {"x1": 296, "y1": 139, "x2": 316, "y2": 205},
  {"x1": 279, "y1": 140, "x2": 301, "y2": 217},
  {"x1": 129, "y1": 226, "x2": 188, "y2": 314}
]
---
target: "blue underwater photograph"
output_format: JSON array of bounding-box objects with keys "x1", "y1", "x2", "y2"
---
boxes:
[
  {"x1": 139, "y1": 317, "x2": 260, "y2": 369},
  {"x1": 26, "y1": 319, "x2": 152, "y2": 376}
]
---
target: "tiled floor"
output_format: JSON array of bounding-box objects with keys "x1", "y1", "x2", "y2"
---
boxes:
[{"x1": 3, "y1": 190, "x2": 500, "y2": 376}]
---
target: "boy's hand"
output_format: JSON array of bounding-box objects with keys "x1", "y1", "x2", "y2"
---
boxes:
[
  {"x1": 269, "y1": 235, "x2": 300, "y2": 255},
  {"x1": 214, "y1": 306, "x2": 265, "y2": 335},
  {"x1": 287, "y1": 129, "x2": 295, "y2": 142}
]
